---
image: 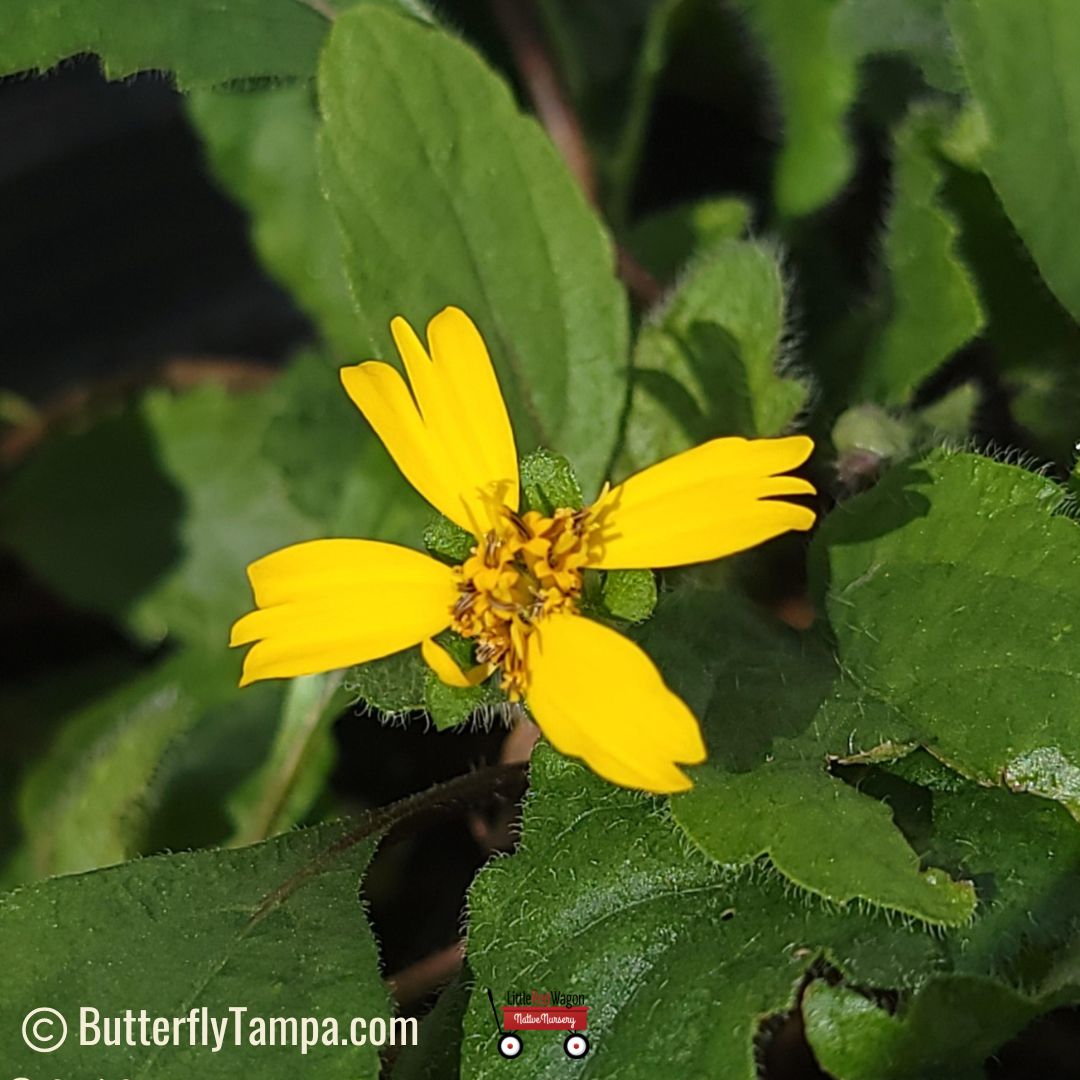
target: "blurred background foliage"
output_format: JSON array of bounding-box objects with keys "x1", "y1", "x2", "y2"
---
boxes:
[{"x1": 3, "y1": 0, "x2": 1080, "y2": 1076}]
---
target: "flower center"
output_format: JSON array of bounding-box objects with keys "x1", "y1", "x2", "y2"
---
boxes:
[{"x1": 451, "y1": 505, "x2": 592, "y2": 698}]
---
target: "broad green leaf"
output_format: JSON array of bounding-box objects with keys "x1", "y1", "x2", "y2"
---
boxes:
[
  {"x1": 861, "y1": 108, "x2": 984, "y2": 404},
  {"x1": 318, "y1": 8, "x2": 630, "y2": 497},
  {"x1": 16, "y1": 650, "x2": 256, "y2": 878},
  {"x1": 816, "y1": 450, "x2": 1080, "y2": 814},
  {"x1": 188, "y1": 86, "x2": 373, "y2": 361},
  {"x1": 228, "y1": 672, "x2": 345, "y2": 847},
  {"x1": 463, "y1": 748, "x2": 1080, "y2": 1078},
  {"x1": 620, "y1": 240, "x2": 809, "y2": 473},
  {"x1": 736, "y1": 0, "x2": 859, "y2": 217},
  {"x1": 0, "y1": 821, "x2": 392, "y2": 1077},
  {"x1": 676, "y1": 765, "x2": 974, "y2": 924},
  {"x1": 627, "y1": 196, "x2": 752, "y2": 281},
  {"x1": 0, "y1": 0, "x2": 337, "y2": 87},
  {"x1": 652, "y1": 450, "x2": 1080, "y2": 920},
  {"x1": 462, "y1": 748, "x2": 939, "y2": 1080},
  {"x1": 642, "y1": 588, "x2": 973, "y2": 925},
  {"x1": 950, "y1": 0, "x2": 1080, "y2": 323}
]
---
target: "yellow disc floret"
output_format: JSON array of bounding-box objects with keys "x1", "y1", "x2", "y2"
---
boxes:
[{"x1": 451, "y1": 505, "x2": 593, "y2": 698}]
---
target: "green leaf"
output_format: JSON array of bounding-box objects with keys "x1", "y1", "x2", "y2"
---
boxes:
[
  {"x1": 620, "y1": 240, "x2": 809, "y2": 473},
  {"x1": 463, "y1": 747, "x2": 1080, "y2": 1078},
  {"x1": 860, "y1": 108, "x2": 984, "y2": 404},
  {"x1": 676, "y1": 765, "x2": 974, "y2": 924},
  {"x1": 16, "y1": 650, "x2": 251, "y2": 878},
  {"x1": 318, "y1": 7, "x2": 630, "y2": 497},
  {"x1": 643, "y1": 449, "x2": 1080, "y2": 922},
  {"x1": 518, "y1": 449, "x2": 584, "y2": 514},
  {"x1": 0, "y1": 0, "x2": 337, "y2": 87},
  {"x1": 736, "y1": 0, "x2": 859, "y2": 217},
  {"x1": 228, "y1": 672, "x2": 345, "y2": 847},
  {"x1": 950, "y1": 0, "x2": 1080, "y2": 323},
  {"x1": 803, "y1": 977, "x2": 1041, "y2": 1080},
  {"x1": 642, "y1": 588, "x2": 973, "y2": 925},
  {"x1": 626, "y1": 196, "x2": 752, "y2": 281},
  {"x1": 188, "y1": 86, "x2": 373, "y2": 361},
  {"x1": 462, "y1": 748, "x2": 936, "y2": 1080},
  {"x1": 816, "y1": 450, "x2": 1080, "y2": 814},
  {"x1": 915, "y1": 773, "x2": 1080, "y2": 972},
  {"x1": 0, "y1": 822, "x2": 392, "y2": 1077}
]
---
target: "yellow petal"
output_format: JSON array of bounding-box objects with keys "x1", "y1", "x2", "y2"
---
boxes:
[
  {"x1": 524, "y1": 612, "x2": 705, "y2": 793},
  {"x1": 587, "y1": 435, "x2": 815, "y2": 569},
  {"x1": 421, "y1": 637, "x2": 492, "y2": 688},
  {"x1": 340, "y1": 307, "x2": 518, "y2": 535},
  {"x1": 231, "y1": 539, "x2": 456, "y2": 686}
]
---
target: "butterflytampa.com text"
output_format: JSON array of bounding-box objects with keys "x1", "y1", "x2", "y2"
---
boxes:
[{"x1": 49, "y1": 1006, "x2": 416, "y2": 1055}]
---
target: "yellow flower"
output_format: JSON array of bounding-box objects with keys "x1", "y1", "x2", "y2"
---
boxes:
[{"x1": 231, "y1": 307, "x2": 815, "y2": 793}]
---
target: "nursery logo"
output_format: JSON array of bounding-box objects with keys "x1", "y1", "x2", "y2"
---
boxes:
[{"x1": 485, "y1": 988, "x2": 591, "y2": 1061}]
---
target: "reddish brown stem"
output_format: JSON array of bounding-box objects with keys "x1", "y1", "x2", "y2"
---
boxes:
[
  {"x1": 386, "y1": 940, "x2": 466, "y2": 1006},
  {"x1": 296, "y1": 0, "x2": 337, "y2": 20},
  {"x1": 490, "y1": 0, "x2": 663, "y2": 309}
]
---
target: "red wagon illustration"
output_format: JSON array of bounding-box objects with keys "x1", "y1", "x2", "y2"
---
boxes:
[{"x1": 485, "y1": 988, "x2": 591, "y2": 1060}]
